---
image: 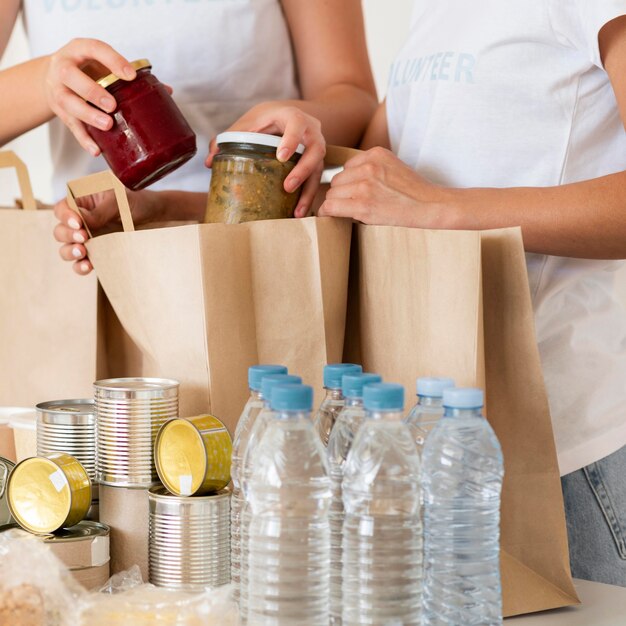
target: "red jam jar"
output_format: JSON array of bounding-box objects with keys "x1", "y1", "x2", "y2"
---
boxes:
[{"x1": 87, "y1": 59, "x2": 197, "y2": 190}]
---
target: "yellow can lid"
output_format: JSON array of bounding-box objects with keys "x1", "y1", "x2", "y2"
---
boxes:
[{"x1": 96, "y1": 59, "x2": 151, "y2": 90}]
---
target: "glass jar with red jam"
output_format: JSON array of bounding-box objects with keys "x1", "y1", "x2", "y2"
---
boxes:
[{"x1": 87, "y1": 59, "x2": 196, "y2": 190}]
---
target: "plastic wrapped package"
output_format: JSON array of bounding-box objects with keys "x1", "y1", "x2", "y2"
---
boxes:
[
  {"x1": 0, "y1": 528, "x2": 82, "y2": 626},
  {"x1": 79, "y1": 567, "x2": 239, "y2": 626}
]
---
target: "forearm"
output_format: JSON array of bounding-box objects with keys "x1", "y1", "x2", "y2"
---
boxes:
[
  {"x1": 444, "y1": 171, "x2": 626, "y2": 259},
  {"x1": 0, "y1": 57, "x2": 53, "y2": 145},
  {"x1": 149, "y1": 190, "x2": 206, "y2": 222}
]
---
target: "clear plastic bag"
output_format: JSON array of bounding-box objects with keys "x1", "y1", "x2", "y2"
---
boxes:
[
  {"x1": 79, "y1": 569, "x2": 239, "y2": 626},
  {"x1": 0, "y1": 528, "x2": 83, "y2": 626}
]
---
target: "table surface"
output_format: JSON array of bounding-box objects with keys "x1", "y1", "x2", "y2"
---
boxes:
[{"x1": 507, "y1": 579, "x2": 626, "y2": 625}]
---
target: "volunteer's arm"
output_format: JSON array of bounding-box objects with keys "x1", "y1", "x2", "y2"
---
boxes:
[
  {"x1": 320, "y1": 17, "x2": 626, "y2": 260},
  {"x1": 207, "y1": 0, "x2": 378, "y2": 217},
  {"x1": 0, "y1": 2, "x2": 135, "y2": 153}
]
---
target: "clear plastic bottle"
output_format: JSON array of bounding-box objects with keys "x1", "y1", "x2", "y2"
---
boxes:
[
  {"x1": 231, "y1": 365, "x2": 288, "y2": 606},
  {"x1": 342, "y1": 383, "x2": 422, "y2": 626},
  {"x1": 404, "y1": 377, "x2": 455, "y2": 454},
  {"x1": 248, "y1": 384, "x2": 331, "y2": 626},
  {"x1": 313, "y1": 363, "x2": 362, "y2": 446},
  {"x1": 327, "y1": 372, "x2": 382, "y2": 626},
  {"x1": 422, "y1": 388, "x2": 504, "y2": 626},
  {"x1": 239, "y1": 373, "x2": 302, "y2": 623}
]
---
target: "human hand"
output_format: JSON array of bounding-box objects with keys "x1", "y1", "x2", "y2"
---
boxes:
[
  {"x1": 53, "y1": 188, "x2": 163, "y2": 275},
  {"x1": 206, "y1": 103, "x2": 326, "y2": 218},
  {"x1": 43, "y1": 39, "x2": 137, "y2": 156},
  {"x1": 318, "y1": 147, "x2": 454, "y2": 228}
]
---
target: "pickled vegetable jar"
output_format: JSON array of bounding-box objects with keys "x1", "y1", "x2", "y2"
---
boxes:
[
  {"x1": 87, "y1": 59, "x2": 196, "y2": 190},
  {"x1": 204, "y1": 132, "x2": 304, "y2": 224}
]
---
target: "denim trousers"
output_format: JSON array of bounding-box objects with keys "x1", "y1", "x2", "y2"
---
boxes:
[{"x1": 561, "y1": 444, "x2": 626, "y2": 586}]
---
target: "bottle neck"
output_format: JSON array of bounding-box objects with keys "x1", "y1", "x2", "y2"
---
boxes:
[
  {"x1": 365, "y1": 409, "x2": 404, "y2": 422},
  {"x1": 443, "y1": 407, "x2": 483, "y2": 418},
  {"x1": 275, "y1": 410, "x2": 311, "y2": 422},
  {"x1": 344, "y1": 396, "x2": 363, "y2": 408},
  {"x1": 250, "y1": 389, "x2": 263, "y2": 402},
  {"x1": 325, "y1": 388, "x2": 344, "y2": 401},
  {"x1": 417, "y1": 395, "x2": 443, "y2": 408}
]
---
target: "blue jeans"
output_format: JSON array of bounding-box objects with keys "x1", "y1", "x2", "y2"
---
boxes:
[{"x1": 561, "y1": 445, "x2": 626, "y2": 586}]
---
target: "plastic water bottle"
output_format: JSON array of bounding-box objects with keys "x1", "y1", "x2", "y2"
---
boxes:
[
  {"x1": 239, "y1": 373, "x2": 302, "y2": 623},
  {"x1": 422, "y1": 388, "x2": 504, "y2": 626},
  {"x1": 313, "y1": 363, "x2": 362, "y2": 446},
  {"x1": 405, "y1": 377, "x2": 455, "y2": 454},
  {"x1": 342, "y1": 383, "x2": 422, "y2": 626},
  {"x1": 248, "y1": 384, "x2": 331, "y2": 625},
  {"x1": 327, "y1": 372, "x2": 382, "y2": 626},
  {"x1": 231, "y1": 365, "x2": 288, "y2": 606}
]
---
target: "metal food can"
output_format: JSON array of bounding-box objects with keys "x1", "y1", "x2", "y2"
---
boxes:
[
  {"x1": 36, "y1": 399, "x2": 96, "y2": 481},
  {"x1": 7, "y1": 453, "x2": 91, "y2": 533},
  {"x1": 148, "y1": 485, "x2": 231, "y2": 591},
  {"x1": 155, "y1": 414, "x2": 232, "y2": 496},
  {"x1": 0, "y1": 456, "x2": 15, "y2": 526},
  {"x1": 94, "y1": 378, "x2": 179, "y2": 488},
  {"x1": 42, "y1": 520, "x2": 110, "y2": 589}
]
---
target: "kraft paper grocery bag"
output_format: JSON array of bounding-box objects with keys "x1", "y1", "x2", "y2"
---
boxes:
[
  {"x1": 67, "y1": 170, "x2": 352, "y2": 433},
  {"x1": 345, "y1": 223, "x2": 579, "y2": 617},
  {"x1": 0, "y1": 151, "x2": 101, "y2": 406}
]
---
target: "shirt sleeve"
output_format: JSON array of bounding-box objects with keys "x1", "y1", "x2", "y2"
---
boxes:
[{"x1": 548, "y1": 0, "x2": 626, "y2": 68}]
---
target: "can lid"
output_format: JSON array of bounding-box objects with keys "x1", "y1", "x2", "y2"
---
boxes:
[
  {"x1": 96, "y1": 58, "x2": 151, "y2": 90},
  {"x1": 248, "y1": 365, "x2": 288, "y2": 392},
  {"x1": 416, "y1": 377, "x2": 455, "y2": 398},
  {"x1": 363, "y1": 383, "x2": 404, "y2": 412},
  {"x1": 323, "y1": 363, "x2": 362, "y2": 389},
  {"x1": 36, "y1": 399, "x2": 95, "y2": 415},
  {"x1": 148, "y1": 484, "x2": 231, "y2": 502},
  {"x1": 0, "y1": 457, "x2": 16, "y2": 526},
  {"x1": 216, "y1": 131, "x2": 305, "y2": 156},
  {"x1": 443, "y1": 387, "x2": 484, "y2": 410},
  {"x1": 94, "y1": 377, "x2": 179, "y2": 392},
  {"x1": 261, "y1": 374, "x2": 302, "y2": 402}
]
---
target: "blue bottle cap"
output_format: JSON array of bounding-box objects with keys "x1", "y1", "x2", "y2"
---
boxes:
[
  {"x1": 342, "y1": 373, "x2": 383, "y2": 399},
  {"x1": 248, "y1": 365, "x2": 288, "y2": 391},
  {"x1": 363, "y1": 383, "x2": 404, "y2": 411},
  {"x1": 261, "y1": 374, "x2": 302, "y2": 400},
  {"x1": 416, "y1": 377, "x2": 455, "y2": 398},
  {"x1": 443, "y1": 388, "x2": 484, "y2": 409},
  {"x1": 271, "y1": 384, "x2": 314, "y2": 412},
  {"x1": 323, "y1": 363, "x2": 362, "y2": 389}
]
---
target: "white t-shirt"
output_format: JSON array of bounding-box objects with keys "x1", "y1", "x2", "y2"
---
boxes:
[
  {"x1": 22, "y1": 0, "x2": 299, "y2": 199},
  {"x1": 387, "y1": 0, "x2": 626, "y2": 476}
]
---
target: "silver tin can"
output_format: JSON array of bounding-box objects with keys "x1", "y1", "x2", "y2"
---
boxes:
[
  {"x1": 94, "y1": 378, "x2": 179, "y2": 488},
  {"x1": 0, "y1": 456, "x2": 15, "y2": 526},
  {"x1": 36, "y1": 399, "x2": 96, "y2": 481},
  {"x1": 148, "y1": 485, "x2": 231, "y2": 591}
]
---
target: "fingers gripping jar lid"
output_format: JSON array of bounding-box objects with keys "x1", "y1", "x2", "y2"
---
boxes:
[
  {"x1": 95, "y1": 58, "x2": 152, "y2": 90},
  {"x1": 216, "y1": 131, "x2": 306, "y2": 156}
]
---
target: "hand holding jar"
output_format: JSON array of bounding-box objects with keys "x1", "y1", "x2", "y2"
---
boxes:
[
  {"x1": 42, "y1": 38, "x2": 137, "y2": 156},
  {"x1": 206, "y1": 103, "x2": 326, "y2": 218}
]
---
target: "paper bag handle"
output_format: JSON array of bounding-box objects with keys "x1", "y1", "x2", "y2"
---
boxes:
[
  {"x1": 0, "y1": 151, "x2": 37, "y2": 211},
  {"x1": 66, "y1": 169, "x2": 135, "y2": 236},
  {"x1": 324, "y1": 145, "x2": 362, "y2": 167}
]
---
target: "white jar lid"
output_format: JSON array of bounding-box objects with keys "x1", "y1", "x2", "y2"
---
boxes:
[{"x1": 216, "y1": 131, "x2": 305, "y2": 156}]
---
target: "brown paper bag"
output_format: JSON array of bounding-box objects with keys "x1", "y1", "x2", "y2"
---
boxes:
[
  {"x1": 67, "y1": 170, "x2": 352, "y2": 432},
  {"x1": 347, "y1": 223, "x2": 579, "y2": 617},
  {"x1": 0, "y1": 152, "x2": 101, "y2": 406}
]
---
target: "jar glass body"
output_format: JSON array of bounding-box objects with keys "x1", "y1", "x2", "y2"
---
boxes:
[
  {"x1": 205, "y1": 142, "x2": 302, "y2": 224},
  {"x1": 87, "y1": 67, "x2": 197, "y2": 190}
]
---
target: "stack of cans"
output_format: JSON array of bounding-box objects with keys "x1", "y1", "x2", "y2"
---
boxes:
[
  {"x1": 149, "y1": 485, "x2": 231, "y2": 590},
  {"x1": 94, "y1": 377, "x2": 179, "y2": 578},
  {"x1": 36, "y1": 399, "x2": 98, "y2": 518}
]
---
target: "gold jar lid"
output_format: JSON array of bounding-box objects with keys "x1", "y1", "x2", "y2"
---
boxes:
[{"x1": 96, "y1": 59, "x2": 151, "y2": 90}]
